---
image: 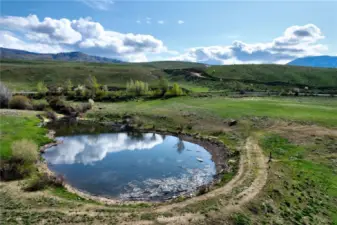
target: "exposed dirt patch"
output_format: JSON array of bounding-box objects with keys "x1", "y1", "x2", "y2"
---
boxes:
[{"x1": 267, "y1": 121, "x2": 337, "y2": 144}]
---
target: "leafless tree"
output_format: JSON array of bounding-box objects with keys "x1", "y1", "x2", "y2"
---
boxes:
[{"x1": 0, "y1": 82, "x2": 12, "y2": 108}]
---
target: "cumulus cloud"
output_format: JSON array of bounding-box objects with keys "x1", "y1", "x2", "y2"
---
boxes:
[
  {"x1": 157, "y1": 20, "x2": 164, "y2": 24},
  {"x1": 0, "y1": 15, "x2": 168, "y2": 62},
  {"x1": 80, "y1": 0, "x2": 114, "y2": 11},
  {"x1": 0, "y1": 30, "x2": 67, "y2": 53},
  {"x1": 43, "y1": 133, "x2": 164, "y2": 165},
  {"x1": 178, "y1": 20, "x2": 184, "y2": 24},
  {"x1": 172, "y1": 24, "x2": 327, "y2": 64},
  {"x1": 0, "y1": 14, "x2": 82, "y2": 44}
]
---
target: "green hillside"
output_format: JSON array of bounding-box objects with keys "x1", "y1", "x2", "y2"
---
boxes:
[
  {"x1": 1, "y1": 59, "x2": 337, "y2": 91},
  {"x1": 206, "y1": 64, "x2": 337, "y2": 88}
]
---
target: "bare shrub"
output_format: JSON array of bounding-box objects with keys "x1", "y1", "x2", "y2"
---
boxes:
[
  {"x1": 76, "y1": 103, "x2": 92, "y2": 113},
  {"x1": 0, "y1": 140, "x2": 38, "y2": 180},
  {"x1": 11, "y1": 139, "x2": 38, "y2": 163},
  {"x1": 0, "y1": 82, "x2": 12, "y2": 108},
  {"x1": 88, "y1": 98, "x2": 95, "y2": 107},
  {"x1": 9, "y1": 95, "x2": 32, "y2": 110}
]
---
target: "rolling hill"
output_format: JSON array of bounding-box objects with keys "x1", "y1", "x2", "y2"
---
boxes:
[
  {"x1": 1, "y1": 59, "x2": 337, "y2": 92},
  {"x1": 287, "y1": 56, "x2": 337, "y2": 68},
  {"x1": 0, "y1": 48, "x2": 123, "y2": 63}
]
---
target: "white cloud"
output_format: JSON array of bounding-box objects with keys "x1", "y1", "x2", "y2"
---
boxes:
[
  {"x1": 80, "y1": 0, "x2": 114, "y2": 11},
  {"x1": 146, "y1": 17, "x2": 151, "y2": 24},
  {"x1": 0, "y1": 30, "x2": 67, "y2": 53},
  {"x1": 157, "y1": 20, "x2": 164, "y2": 24},
  {"x1": 0, "y1": 14, "x2": 82, "y2": 44},
  {"x1": 172, "y1": 24, "x2": 328, "y2": 64},
  {"x1": 0, "y1": 15, "x2": 168, "y2": 62},
  {"x1": 136, "y1": 20, "x2": 141, "y2": 24},
  {"x1": 178, "y1": 20, "x2": 184, "y2": 24}
]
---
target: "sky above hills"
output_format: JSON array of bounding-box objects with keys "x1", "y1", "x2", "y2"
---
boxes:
[{"x1": 1, "y1": 0, "x2": 336, "y2": 64}]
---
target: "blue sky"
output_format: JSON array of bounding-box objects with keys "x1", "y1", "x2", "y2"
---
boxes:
[{"x1": 1, "y1": 0, "x2": 336, "y2": 64}]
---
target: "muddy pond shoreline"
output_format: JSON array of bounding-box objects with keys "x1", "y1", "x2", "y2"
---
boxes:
[{"x1": 40, "y1": 118, "x2": 236, "y2": 204}]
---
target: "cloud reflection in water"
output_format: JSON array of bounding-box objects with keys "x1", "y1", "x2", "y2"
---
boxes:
[{"x1": 44, "y1": 133, "x2": 164, "y2": 165}]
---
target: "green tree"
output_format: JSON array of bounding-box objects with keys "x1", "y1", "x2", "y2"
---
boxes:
[
  {"x1": 158, "y1": 77, "x2": 169, "y2": 95},
  {"x1": 37, "y1": 81, "x2": 48, "y2": 93},
  {"x1": 65, "y1": 79, "x2": 73, "y2": 92},
  {"x1": 171, "y1": 83, "x2": 183, "y2": 96},
  {"x1": 86, "y1": 75, "x2": 100, "y2": 97},
  {"x1": 126, "y1": 80, "x2": 149, "y2": 96}
]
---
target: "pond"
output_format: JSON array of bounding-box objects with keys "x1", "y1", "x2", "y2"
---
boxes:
[{"x1": 43, "y1": 132, "x2": 217, "y2": 201}]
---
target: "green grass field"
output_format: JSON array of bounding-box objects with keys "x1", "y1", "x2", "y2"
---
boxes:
[
  {"x1": 254, "y1": 133, "x2": 337, "y2": 224},
  {"x1": 0, "y1": 113, "x2": 50, "y2": 159},
  {"x1": 89, "y1": 97, "x2": 337, "y2": 127}
]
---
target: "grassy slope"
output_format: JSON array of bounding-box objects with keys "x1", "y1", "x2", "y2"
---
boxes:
[
  {"x1": 0, "y1": 60, "x2": 166, "y2": 91},
  {"x1": 207, "y1": 64, "x2": 337, "y2": 88},
  {"x1": 1, "y1": 59, "x2": 337, "y2": 91},
  {"x1": 90, "y1": 97, "x2": 337, "y2": 127},
  {"x1": 0, "y1": 112, "x2": 50, "y2": 159}
]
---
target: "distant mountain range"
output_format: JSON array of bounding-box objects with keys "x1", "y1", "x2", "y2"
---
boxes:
[
  {"x1": 0, "y1": 48, "x2": 123, "y2": 63},
  {"x1": 287, "y1": 56, "x2": 337, "y2": 68},
  {"x1": 1, "y1": 48, "x2": 337, "y2": 68}
]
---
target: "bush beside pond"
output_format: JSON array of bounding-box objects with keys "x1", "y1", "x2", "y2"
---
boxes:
[
  {"x1": 1, "y1": 139, "x2": 38, "y2": 180},
  {"x1": 9, "y1": 95, "x2": 33, "y2": 110}
]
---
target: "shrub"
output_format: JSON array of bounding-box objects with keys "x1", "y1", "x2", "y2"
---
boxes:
[
  {"x1": 11, "y1": 139, "x2": 38, "y2": 163},
  {"x1": 47, "y1": 97, "x2": 65, "y2": 109},
  {"x1": 0, "y1": 160, "x2": 34, "y2": 180},
  {"x1": 102, "y1": 85, "x2": 109, "y2": 92},
  {"x1": 76, "y1": 103, "x2": 92, "y2": 113},
  {"x1": 232, "y1": 213, "x2": 251, "y2": 225},
  {"x1": 165, "y1": 83, "x2": 184, "y2": 97},
  {"x1": 9, "y1": 95, "x2": 32, "y2": 110},
  {"x1": 64, "y1": 79, "x2": 73, "y2": 93},
  {"x1": 0, "y1": 82, "x2": 12, "y2": 108},
  {"x1": 32, "y1": 101, "x2": 48, "y2": 111},
  {"x1": 37, "y1": 81, "x2": 48, "y2": 93},
  {"x1": 47, "y1": 97, "x2": 76, "y2": 115},
  {"x1": 45, "y1": 111, "x2": 57, "y2": 121},
  {"x1": 88, "y1": 99, "x2": 95, "y2": 107},
  {"x1": 0, "y1": 140, "x2": 39, "y2": 180},
  {"x1": 24, "y1": 172, "x2": 64, "y2": 192},
  {"x1": 74, "y1": 85, "x2": 87, "y2": 97}
]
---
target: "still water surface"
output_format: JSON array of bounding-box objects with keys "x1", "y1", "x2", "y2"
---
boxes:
[{"x1": 43, "y1": 132, "x2": 216, "y2": 200}]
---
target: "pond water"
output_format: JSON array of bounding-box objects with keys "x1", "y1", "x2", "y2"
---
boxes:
[{"x1": 43, "y1": 132, "x2": 216, "y2": 201}]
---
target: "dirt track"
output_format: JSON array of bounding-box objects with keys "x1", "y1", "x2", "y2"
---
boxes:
[{"x1": 132, "y1": 137, "x2": 269, "y2": 224}]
